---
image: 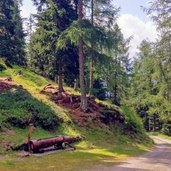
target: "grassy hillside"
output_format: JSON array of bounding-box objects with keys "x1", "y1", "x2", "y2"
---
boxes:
[{"x1": 0, "y1": 60, "x2": 153, "y2": 171}]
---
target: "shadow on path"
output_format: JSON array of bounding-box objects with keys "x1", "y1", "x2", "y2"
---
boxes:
[{"x1": 88, "y1": 136, "x2": 171, "y2": 171}]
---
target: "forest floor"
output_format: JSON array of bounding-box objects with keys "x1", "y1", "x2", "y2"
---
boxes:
[
  {"x1": 0, "y1": 60, "x2": 153, "y2": 171},
  {"x1": 89, "y1": 136, "x2": 171, "y2": 171}
]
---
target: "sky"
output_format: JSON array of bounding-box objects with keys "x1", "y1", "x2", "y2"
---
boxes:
[
  {"x1": 113, "y1": 0, "x2": 158, "y2": 58},
  {"x1": 20, "y1": 0, "x2": 158, "y2": 58}
]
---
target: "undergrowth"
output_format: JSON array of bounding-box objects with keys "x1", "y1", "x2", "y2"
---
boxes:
[
  {"x1": 0, "y1": 88, "x2": 60, "y2": 130},
  {"x1": 121, "y1": 106, "x2": 145, "y2": 135},
  {"x1": 0, "y1": 60, "x2": 153, "y2": 171}
]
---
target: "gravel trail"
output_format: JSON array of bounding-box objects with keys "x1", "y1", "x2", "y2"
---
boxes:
[{"x1": 88, "y1": 136, "x2": 171, "y2": 171}]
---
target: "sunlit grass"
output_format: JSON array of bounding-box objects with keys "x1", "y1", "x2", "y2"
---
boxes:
[
  {"x1": 0, "y1": 128, "x2": 152, "y2": 171},
  {"x1": 0, "y1": 61, "x2": 153, "y2": 171},
  {"x1": 0, "y1": 140, "x2": 152, "y2": 171},
  {"x1": 149, "y1": 132, "x2": 171, "y2": 140}
]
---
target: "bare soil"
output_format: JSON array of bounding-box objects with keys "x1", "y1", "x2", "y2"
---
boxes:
[
  {"x1": 0, "y1": 78, "x2": 13, "y2": 92},
  {"x1": 42, "y1": 84, "x2": 124, "y2": 127}
]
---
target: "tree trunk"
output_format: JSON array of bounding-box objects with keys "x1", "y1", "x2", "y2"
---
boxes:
[
  {"x1": 113, "y1": 64, "x2": 118, "y2": 104},
  {"x1": 74, "y1": 78, "x2": 79, "y2": 91},
  {"x1": 89, "y1": 59, "x2": 94, "y2": 96},
  {"x1": 89, "y1": 0, "x2": 94, "y2": 97},
  {"x1": 57, "y1": 60, "x2": 64, "y2": 97},
  {"x1": 58, "y1": 75, "x2": 64, "y2": 92},
  {"x1": 113, "y1": 84, "x2": 118, "y2": 103},
  {"x1": 78, "y1": 0, "x2": 87, "y2": 112},
  {"x1": 153, "y1": 114, "x2": 156, "y2": 132},
  {"x1": 148, "y1": 117, "x2": 150, "y2": 131}
]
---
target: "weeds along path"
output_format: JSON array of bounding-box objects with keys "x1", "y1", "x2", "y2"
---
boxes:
[{"x1": 88, "y1": 136, "x2": 171, "y2": 171}]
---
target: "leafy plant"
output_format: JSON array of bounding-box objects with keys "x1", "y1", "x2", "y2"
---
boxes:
[
  {"x1": 0, "y1": 88, "x2": 60, "y2": 130},
  {"x1": 0, "y1": 63, "x2": 6, "y2": 71},
  {"x1": 121, "y1": 106, "x2": 145, "y2": 135}
]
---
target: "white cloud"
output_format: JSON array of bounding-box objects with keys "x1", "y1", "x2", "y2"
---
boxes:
[
  {"x1": 20, "y1": 0, "x2": 36, "y2": 18},
  {"x1": 117, "y1": 14, "x2": 158, "y2": 58}
]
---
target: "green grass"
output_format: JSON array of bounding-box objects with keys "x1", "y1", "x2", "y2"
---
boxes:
[
  {"x1": 0, "y1": 126, "x2": 152, "y2": 171},
  {"x1": 0, "y1": 147, "x2": 151, "y2": 171},
  {"x1": 0, "y1": 60, "x2": 153, "y2": 171},
  {"x1": 0, "y1": 121, "x2": 153, "y2": 170},
  {"x1": 159, "y1": 134, "x2": 171, "y2": 140},
  {"x1": 0, "y1": 88, "x2": 60, "y2": 130},
  {"x1": 149, "y1": 132, "x2": 171, "y2": 140}
]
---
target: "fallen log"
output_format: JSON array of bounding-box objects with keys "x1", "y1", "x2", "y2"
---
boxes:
[
  {"x1": 29, "y1": 136, "x2": 78, "y2": 153},
  {"x1": 27, "y1": 123, "x2": 81, "y2": 153}
]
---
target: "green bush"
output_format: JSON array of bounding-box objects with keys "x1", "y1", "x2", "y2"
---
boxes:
[
  {"x1": 6, "y1": 116, "x2": 27, "y2": 128},
  {"x1": 0, "y1": 88, "x2": 60, "y2": 130},
  {"x1": 162, "y1": 122, "x2": 171, "y2": 136},
  {"x1": 0, "y1": 64, "x2": 6, "y2": 71},
  {"x1": 121, "y1": 106, "x2": 145, "y2": 135}
]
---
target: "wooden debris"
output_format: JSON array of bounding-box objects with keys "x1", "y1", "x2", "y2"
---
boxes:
[{"x1": 41, "y1": 86, "x2": 125, "y2": 127}]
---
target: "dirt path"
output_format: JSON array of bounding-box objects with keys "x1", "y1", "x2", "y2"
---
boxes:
[{"x1": 88, "y1": 136, "x2": 171, "y2": 171}]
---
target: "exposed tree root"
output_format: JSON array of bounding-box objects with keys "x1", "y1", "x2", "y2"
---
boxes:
[{"x1": 42, "y1": 84, "x2": 125, "y2": 127}]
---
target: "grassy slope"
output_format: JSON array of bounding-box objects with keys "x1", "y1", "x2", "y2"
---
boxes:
[
  {"x1": 149, "y1": 132, "x2": 171, "y2": 140},
  {"x1": 158, "y1": 134, "x2": 171, "y2": 140},
  {"x1": 0, "y1": 60, "x2": 153, "y2": 171}
]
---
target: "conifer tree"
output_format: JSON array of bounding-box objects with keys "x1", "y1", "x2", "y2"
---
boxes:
[
  {"x1": 0, "y1": 0, "x2": 25, "y2": 65},
  {"x1": 57, "y1": 0, "x2": 124, "y2": 111},
  {"x1": 29, "y1": 0, "x2": 79, "y2": 95},
  {"x1": 78, "y1": 0, "x2": 87, "y2": 111},
  {"x1": 86, "y1": 0, "x2": 119, "y2": 96}
]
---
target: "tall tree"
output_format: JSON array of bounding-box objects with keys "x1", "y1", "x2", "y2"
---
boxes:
[
  {"x1": 0, "y1": 0, "x2": 25, "y2": 65},
  {"x1": 88, "y1": 0, "x2": 94, "y2": 96},
  {"x1": 87, "y1": 0, "x2": 119, "y2": 96},
  {"x1": 29, "y1": 0, "x2": 79, "y2": 96},
  {"x1": 98, "y1": 25, "x2": 130, "y2": 105},
  {"x1": 57, "y1": 0, "x2": 123, "y2": 109},
  {"x1": 129, "y1": 39, "x2": 171, "y2": 133},
  {"x1": 78, "y1": 0, "x2": 87, "y2": 111}
]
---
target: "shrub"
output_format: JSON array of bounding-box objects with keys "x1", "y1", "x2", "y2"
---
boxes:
[
  {"x1": 0, "y1": 88, "x2": 60, "y2": 130},
  {"x1": 121, "y1": 106, "x2": 145, "y2": 135},
  {"x1": 0, "y1": 64, "x2": 6, "y2": 71},
  {"x1": 6, "y1": 117, "x2": 27, "y2": 128},
  {"x1": 162, "y1": 122, "x2": 171, "y2": 136}
]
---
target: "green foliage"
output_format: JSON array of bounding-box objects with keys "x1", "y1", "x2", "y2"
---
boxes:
[
  {"x1": 129, "y1": 32, "x2": 171, "y2": 134},
  {"x1": 0, "y1": 63, "x2": 6, "y2": 71},
  {"x1": 29, "y1": 0, "x2": 130, "y2": 105},
  {"x1": 28, "y1": 0, "x2": 79, "y2": 84},
  {"x1": 0, "y1": 56, "x2": 153, "y2": 170},
  {"x1": 97, "y1": 30, "x2": 131, "y2": 105},
  {"x1": 0, "y1": 0, "x2": 25, "y2": 65},
  {"x1": 93, "y1": 79, "x2": 106, "y2": 100},
  {"x1": 162, "y1": 122, "x2": 171, "y2": 136},
  {"x1": 0, "y1": 125, "x2": 152, "y2": 170},
  {"x1": 121, "y1": 106, "x2": 145, "y2": 135},
  {"x1": 145, "y1": 0, "x2": 171, "y2": 31},
  {"x1": 58, "y1": 19, "x2": 115, "y2": 51},
  {"x1": 0, "y1": 88, "x2": 60, "y2": 130}
]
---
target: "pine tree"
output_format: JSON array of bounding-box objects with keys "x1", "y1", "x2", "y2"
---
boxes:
[
  {"x1": 98, "y1": 25, "x2": 130, "y2": 105},
  {"x1": 78, "y1": 0, "x2": 88, "y2": 111},
  {"x1": 0, "y1": 0, "x2": 25, "y2": 65},
  {"x1": 146, "y1": 0, "x2": 171, "y2": 133},
  {"x1": 145, "y1": 0, "x2": 171, "y2": 100},
  {"x1": 86, "y1": 0, "x2": 119, "y2": 96},
  {"x1": 129, "y1": 39, "x2": 171, "y2": 133},
  {"x1": 29, "y1": 0, "x2": 79, "y2": 95},
  {"x1": 57, "y1": 0, "x2": 124, "y2": 111}
]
